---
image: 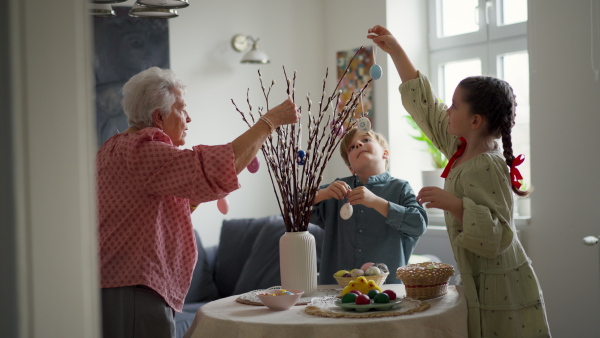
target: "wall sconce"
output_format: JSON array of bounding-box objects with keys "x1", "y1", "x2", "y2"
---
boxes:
[
  {"x1": 129, "y1": 3, "x2": 179, "y2": 18},
  {"x1": 231, "y1": 34, "x2": 270, "y2": 64},
  {"x1": 137, "y1": 0, "x2": 189, "y2": 9},
  {"x1": 90, "y1": 3, "x2": 116, "y2": 17}
]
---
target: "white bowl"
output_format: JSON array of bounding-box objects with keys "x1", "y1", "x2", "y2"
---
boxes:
[{"x1": 256, "y1": 289, "x2": 304, "y2": 311}]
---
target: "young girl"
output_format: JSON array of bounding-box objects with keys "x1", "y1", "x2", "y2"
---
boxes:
[
  {"x1": 367, "y1": 25, "x2": 550, "y2": 337},
  {"x1": 310, "y1": 128, "x2": 427, "y2": 285}
]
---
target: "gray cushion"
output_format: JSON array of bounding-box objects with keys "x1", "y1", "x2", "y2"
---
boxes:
[
  {"x1": 232, "y1": 216, "x2": 325, "y2": 295},
  {"x1": 184, "y1": 230, "x2": 220, "y2": 304},
  {"x1": 214, "y1": 217, "x2": 267, "y2": 297}
]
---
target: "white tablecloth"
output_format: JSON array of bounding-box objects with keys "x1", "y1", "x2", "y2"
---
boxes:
[{"x1": 183, "y1": 285, "x2": 467, "y2": 338}]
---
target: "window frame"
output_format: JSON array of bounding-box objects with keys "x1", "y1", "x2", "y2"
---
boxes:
[{"x1": 425, "y1": 0, "x2": 531, "y2": 225}]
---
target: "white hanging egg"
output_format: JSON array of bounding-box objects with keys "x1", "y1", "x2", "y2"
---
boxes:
[
  {"x1": 340, "y1": 202, "x2": 353, "y2": 220},
  {"x1": 357, "y1": 117, "x2": 371, "y2": 133}
]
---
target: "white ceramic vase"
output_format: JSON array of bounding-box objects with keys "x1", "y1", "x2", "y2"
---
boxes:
[{"x1": 279, "y1": 231, "x2": 317, "y2": 296}]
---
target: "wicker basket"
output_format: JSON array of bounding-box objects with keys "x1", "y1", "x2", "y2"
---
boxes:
[
  {"x1": 333, "y1": 273, "x2": 389, "y2": 288},
  {"x1": 396, "y1": 262, "x2": 455, "y2": 300}
]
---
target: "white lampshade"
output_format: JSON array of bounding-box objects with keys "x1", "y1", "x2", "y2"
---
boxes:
[
  {"x1": 136, "y1": 0, "x2": 189, "y2": 9},
  {"x1": 90, "y1": 4, "x2": 115, "y2": 17},
  {"x1": 129, "y1": 3, "x2": 178, "y2": 18},
  {"x1": 92, "y1": 0, "x2": 127, "y2": 3},
  {"x1": 241, "y1": 47, "x2": 270, "y2": 64}
]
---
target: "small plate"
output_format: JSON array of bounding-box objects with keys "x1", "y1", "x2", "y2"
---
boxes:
[{"x1": 334, "y1": 299, "x2": 402, "y2": 312}]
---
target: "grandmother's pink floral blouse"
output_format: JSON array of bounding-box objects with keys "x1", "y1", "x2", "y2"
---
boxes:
[{"x1": 96, "y1": 127, "x2": 239, "y2": 311}]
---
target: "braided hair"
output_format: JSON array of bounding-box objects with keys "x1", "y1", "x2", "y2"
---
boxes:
[{"x1": 458, "y1": 76, "x2": 531, "y2": 197}]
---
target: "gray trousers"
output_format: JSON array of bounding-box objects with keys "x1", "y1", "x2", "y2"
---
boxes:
[{"x1": 101, "y1": 285, "x2": 175, "y2": 338}]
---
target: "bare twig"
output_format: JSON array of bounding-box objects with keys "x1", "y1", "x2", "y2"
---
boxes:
[{"x1": 232, "y1": 47, "x2": 370, "y2": 232}]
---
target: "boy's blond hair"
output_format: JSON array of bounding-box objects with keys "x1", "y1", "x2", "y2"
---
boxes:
[{"x1": 340, "y1": 128, "x2": 390, "y2": 170}]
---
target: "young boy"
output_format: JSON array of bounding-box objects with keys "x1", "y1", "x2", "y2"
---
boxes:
[{"x1": 310, "y1": 128, "x2": 428, "y2": 284}]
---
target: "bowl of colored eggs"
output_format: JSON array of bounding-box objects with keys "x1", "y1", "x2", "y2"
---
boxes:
[
  {"x1": 256, "y1": 289, "x2": 304, "y2": 311},
  {"x1": 333, "y1": 262, "x2": 390, "y2": 288}
]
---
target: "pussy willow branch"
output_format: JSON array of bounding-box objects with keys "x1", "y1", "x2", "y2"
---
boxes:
[{"x1": 232, "y1": 47, "x2": 370, "y2": 232}]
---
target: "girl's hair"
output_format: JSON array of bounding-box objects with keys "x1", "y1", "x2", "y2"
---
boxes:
[
  {"x1": 340, "y1": 128, "x2": 390, "y2": 170},
  {"x1": 458, "y1": 76, "x2": 531, "y2": 197},
  {"x1": 121, "y1": 67, "x2": 187, "y2": 129}
]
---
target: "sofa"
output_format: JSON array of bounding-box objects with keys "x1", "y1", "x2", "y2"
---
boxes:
[{"x1": 174, "y1": 215, "x2": 325, "y2": 338}]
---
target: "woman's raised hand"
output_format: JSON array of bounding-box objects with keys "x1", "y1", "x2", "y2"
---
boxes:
[
  {"x1": 367, "y1": 25, "x2": 401, "y2": 55},
  {"x1": 264, "y1": 98, "x2": 300, "y2": 128}
]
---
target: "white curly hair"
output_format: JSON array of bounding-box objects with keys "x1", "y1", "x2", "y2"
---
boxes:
[{"x1": 121, "y1": 67, "x2": 187, "y2": 129}]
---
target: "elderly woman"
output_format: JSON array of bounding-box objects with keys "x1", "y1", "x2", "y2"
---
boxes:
[{"x1": 97, "y1": 67, "x2": 299, "y2": 338}]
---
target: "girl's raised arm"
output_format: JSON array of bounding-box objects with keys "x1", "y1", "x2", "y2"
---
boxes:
[{"x1": 367, "y1": 25, "x2": 418, "y2": 83}]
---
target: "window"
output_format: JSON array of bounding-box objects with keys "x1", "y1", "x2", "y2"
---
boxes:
[{"x1": 428, "y1": 0, "x2": 530, "y2": 192}]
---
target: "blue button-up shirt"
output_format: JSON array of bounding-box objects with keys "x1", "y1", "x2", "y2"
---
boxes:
[{"x1": 310, "y1": 172, "x2": 428, "y2": 284}]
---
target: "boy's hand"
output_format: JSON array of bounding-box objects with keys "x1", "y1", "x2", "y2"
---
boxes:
[
  {"x1": 347, "y1": 186, "x2": 389, "y2": 217},
  {"x1": 347, "y1": 186, "x2": 381, "y2": 208}
]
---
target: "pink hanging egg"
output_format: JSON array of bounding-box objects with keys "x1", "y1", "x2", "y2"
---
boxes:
[
  {"x1": 330, "y1": 120, "x2": 345, "y2": 137},
  {"x1": 217, "y1": 198, "x2": 229, "y2": 215},
  {"x1": 361, "y1": 262, "x2": 375, "y2": 272},
  {"x1": 247, "y1": 156, "x2": 260, "y2": 173}
]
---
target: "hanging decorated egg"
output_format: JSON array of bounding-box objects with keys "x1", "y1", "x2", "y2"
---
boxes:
[
  {"x1": 340, "y1": 202, "x2": 353, "y2": 220},
  {"x1": 369, "y1": 64, "x2": 382, "y2": 80},
  {"x1": 297, "y1": 150, "x2": 306, "y2": 165},
  {"x1": 357, "y1": 116, "x2": 371, "y2": 133},
  {"x1": 217, "y1": 198, "x2": 229, "y2": 215},
  {"x1": 330, "y1": 120, "x2": 345, "y2": 137},
  {"x1": 247, "y1": 156, "x2": 260, "y2": 173}
]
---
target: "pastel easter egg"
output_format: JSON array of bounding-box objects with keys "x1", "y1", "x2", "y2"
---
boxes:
[
  {"x1": 247, "y1": 156, "x2": 260, "y2": 173},
  {"x1": 340, "y1": 202, "x2": 353, "y2": 220},
  {"x1": 369, "y1": 64, "x2": 382, "y2": 80},
  {"x1": 357, "y1": 117, "x2": 371, "y2": 133},
  {"x1": 361, "y1": 262, "x2": 375, "y2": 272},
  {"x1": 365, "y1": 266, "x2": 381, "y2": 276},
  {"x1": 351, "y1": 269, "x2": 365, "y2": 277},
  {"x1": 330, "y1": 120, "x2": 345, "y2": 137},
  {"x1": 217, "y1": 198, "x2": 229, "y2": 215}
]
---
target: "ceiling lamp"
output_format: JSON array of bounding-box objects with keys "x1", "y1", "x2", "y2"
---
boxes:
[
  {"x1": 231, "y1": 34, "x2": 270, "y2": 64},
  {"x1": 90, "y1": 4, "x2": 116, "y2": 17},
  {"x1": 129, "y1": 3, "x2": 178, "y2": 18},
  {"x1": 91, "y1": 0, "x2": 128, "y2": 3},
  {"x1": 136, "y1": 0, "x2": 189, "y2": 9}
]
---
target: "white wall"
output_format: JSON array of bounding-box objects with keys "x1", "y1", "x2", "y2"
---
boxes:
[
  {"x1": 527, "y1": 0, "x2": 600, "y2": 336},
  {"x1": 162, "y1": 0, "x2": 327, "y2": 246},
  {"x1": 6, "y1": 0, "x2": 599, "y2": 336},
  {"x1": 322, "y1": 0, "x2": 387, "y2": 186},
  {"x1": 8, "y1": 0, "x2": 100, "y2": 337}
]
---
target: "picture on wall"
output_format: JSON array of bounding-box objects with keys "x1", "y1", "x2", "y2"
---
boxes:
[
  {"x1": 336, "y1": 46, "x2": 375, "y2": 127},
  {"x1": 93, "y1": 7, "x2": 170, "y2": 147}
]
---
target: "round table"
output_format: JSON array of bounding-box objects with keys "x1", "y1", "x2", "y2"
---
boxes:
[{"x1": 183, "y1": 284, "x2": 467, "y2": 338}]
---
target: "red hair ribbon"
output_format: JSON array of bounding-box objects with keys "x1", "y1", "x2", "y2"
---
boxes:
[
  {"x1": 510, "y1": 154, "x2": 525, "y2": 189},
  {"x1": 441, "y1": 137, "x2": 467, "y2": 179}
]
